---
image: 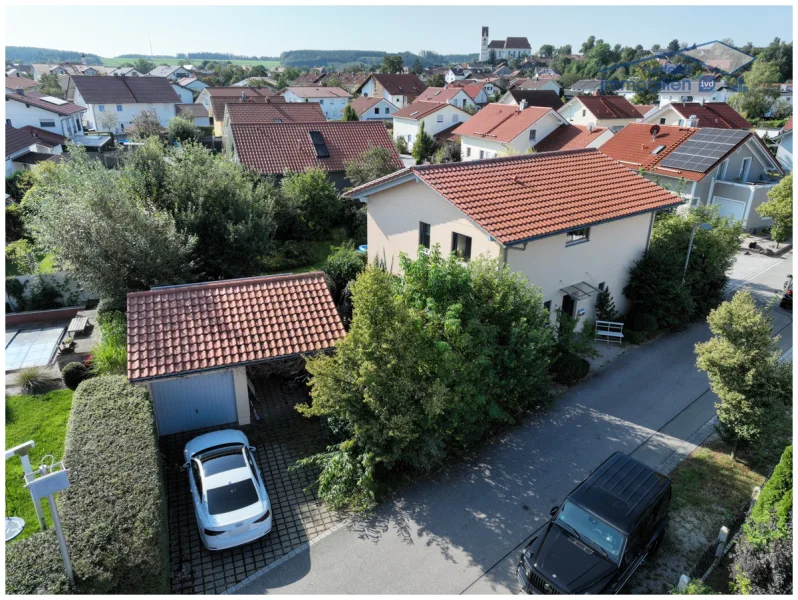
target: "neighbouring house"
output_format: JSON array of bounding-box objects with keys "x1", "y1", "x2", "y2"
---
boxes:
[
  {"x1": 108, "y1": 67, "x2": 142, "y2": 77},
  {"x1": 347, "y1": 96, "x2": 397, "y2": 121},
  {"x1": 5, "y1": 89, "x2": 87, "y2": 140},
  {"x1": 5, "y1": 124, "x2": 62, "y2": 175},
  {"x1": 392, "y1": 102, "x2": 472, "y2": 149},
  {"x1": 448, "y1": 82, "x2": 490, "y2": 106},
  {"x1": 559, "y1": 95, "x2": 642, "y2": 130},
  {"x1": 175, "y1": 104, "x2": 211, "y2": 127},
  {"x1": 147, "y1": 65, "x2": 193, "y2": 80},
  {"x1": 31, "y1": 62, "x2": 110, "y2": 80},
  {"x1": 492, "y1": 65, "x2": 514, "y2": 77},
  {"x1": 171, "y1": 82, "x2": 194, "y2": 104},
  {"x1": 221, "y1": 101, "x2": 326, "y2": 151},
  {"x1": 454, "y1": 102, "x2": 568, "y2": 160},
  {"x1": 657, "y1": 77, "x2": 734, "y2": 107},
  {"x1": 497, "y1": 89, "x2": 563, "y2": 110},
  {"x1": 563, "y1": 79, "x2": 603, "y2": 98},
  {"x1": 345, "y1": 149, "x2": 682, "y2": 326},
  {"x1": 230, "y1": 77, "x2": 278, "y2": 90},
  {"x1": 415, "y1": 87, "x2": 477, "y2": 111},
  {"x1": 70, "y1": 75, "x2": 181, "y2": 134},
  {"x1": 764, "y1": 82, "x2": 793, "y2": 117},
  {"x1": 445, "y1": 67, "x2": 470, "y2": 84},
  {"x1": 176, "y1": 77, "x2": 209, "y2": 93},
  {"x1": 229, "y1": 120, "x2": 401, "y2": 189},
  {"x1": 479, "y1": 27, "x2": 532, "y2": 62},
  {"x1": 533, "y1": 123, "x2": 615, "y2": 151},
  {"x1": 632, "y1": 104, "x2": 658, "y2": 119},
  {"x1": 334, "y1": 72, "x2": 371, "y2": 94},
  {"x1": 292, "y1": 72, "x2": 326, "y2": 86},
  {"x1": 126, "y1": 272, "x2": 345, "y2": 436},
  {"x1": 281, "y1": 86, "x2": 352, "y2": 121},
  {"x1": 356, "y1": 73, "x2": 427, "y2": 109},
  {"x1": 774, "y1": 117, "x2": 793, "y2": 173},
  {"x1": 197, "y1": 87, "x2": 279, "y2": 135},
  {"x1": 5, "y1": 76, "x2": 40, "y2": 93},
  {"x1": 600, "y1": 123, "x2": 784, "y2": 229},
  {"x1": 508, "y1": 76, "x2": 562, "y2": 95},
  {"x1": 640, "y1": 102, "x2": 752, "y2": 129}
]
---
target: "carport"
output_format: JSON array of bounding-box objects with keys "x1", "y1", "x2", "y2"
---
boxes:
[{"x1": 127, "y1": 272, "x2": 346, "y2": 436}]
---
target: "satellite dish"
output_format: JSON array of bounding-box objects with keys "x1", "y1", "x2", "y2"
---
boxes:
[
  {"x1": 5, "y1": 517, "x2": 25, "y2": 542},
  {"x1": 650, "y1": 124, "x2": 661, "y2": 138}
]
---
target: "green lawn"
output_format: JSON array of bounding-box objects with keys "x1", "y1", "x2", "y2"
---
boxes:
[
  {"x1": 100, "y1": 56, "x2": 279, "y2": 68},
  {"x1": 261, "y1": 237, "x2": 356, "y2": 276},
  {"x1": 5, "y1": 390, "x2": 73, "y2": 543}
]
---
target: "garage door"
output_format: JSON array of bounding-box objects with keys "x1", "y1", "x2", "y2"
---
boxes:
[
  {"x1": 712, "y1": 196, "x2": 747, "y2": 222},
  {"x1": 150, "y1": 370, "x2": 237, "y2": 436}
]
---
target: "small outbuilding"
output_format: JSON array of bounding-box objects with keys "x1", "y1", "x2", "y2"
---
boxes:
[{"x1": 127, "y1": 272, "x2": 345, "y2": 436}]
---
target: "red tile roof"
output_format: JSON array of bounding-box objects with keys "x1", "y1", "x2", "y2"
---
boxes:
[
  {"x1": 71, "y1": 75, "x2": 180, "y2": 104},
  {"x1": 225, "y1": 101, "x2": 325, "y2": 124},
  {"x1": 575, "y1": 96, "x2": 642, "y2": 120},
  {"x1": 599, "y1": 123, "x2": 698, "y2": 175},
  {"x1": 416, "y1": 87, "x2": 466, "y2": 103},
  {"x1": 362, "y1": 73, "x2": 426, "y2": 96},
  {"x1": 454, "y1": 83, "x2": 486, "y2": 101},
  {"x1": 6, "y1": 90, "x2": 85, "y2": 116},
  {"x1": 210, "y1": 95, "x2": 283, "y2": 120},
  {"x1": 282, "y1": 86, "x2": 351, "y2": 99},
  {"x1": 534, "y1": 124, "x2": 610, "y2": 152},
  {"x1": 783, "y1": 117, "x2": 793, "y2": 133},
  {"x1": 231, "y1": 121, "x2": 401, "y2": 175},
  {"x1": 346, "y1": 149, "x2": 682, "y2": 244},
  {"x1": 205, "y1": 87, "x2": 275, "y2": 98},
  {"x1": 665, "y1": 102, "x2": 752, "y2": 129},
  {"x1": 348, "y1": 96, "x2": 392, "y2": 116},
  {"x1": 5, "y1": 76, "x2": 39, "y2": 90},
  {"x1": 433, "y1": 123, "x2": 461, "y2": 142},
  {"x1": 453, "y1": 104, "x2": 555, "y2": 143},
  {"x1": 393, "y1": 101, "x2": 458, "y2": 120},
  {"x1": 633, "y1": 104, "x2": 656, "y2": 116},
  {"x1": 126, "y1": 272, "x2": 346, "y2": 381}
]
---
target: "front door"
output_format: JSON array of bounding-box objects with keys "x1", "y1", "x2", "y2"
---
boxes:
[{"x1": 562, "y1": 294, "x2": 575, "y2": 317}]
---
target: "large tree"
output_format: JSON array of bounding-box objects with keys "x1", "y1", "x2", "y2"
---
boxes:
[
  {"x1": 426, "y1": 73, "x2": 445, "y2": 87},
  {"x1": 23, "y1": 148, "x2": 194, "y2": 302},
  {"x1": 133, "y1": 58, "x2": 156, "y2": 75},
  {"x1": 341, "y1": 103, "x2": 359, "y2": 121},
  {"x1": 729, "y1": 60, "x2": 781, "y2": 121},
  {"x1": 757, "y1": 173, "x2": 792, "y2": 243},
  {"x1": 37, "y1": 73, "x2": 64, "y2": 99},
  {"x1": 344, "y1": 146, "x2": 399, "y2": 188},
  {"x1": 379, "y1": 55, "x2": 404, "y2": 74},
  {"x1": 695, "y1": 290, "x2": 792, "y2": 457}
]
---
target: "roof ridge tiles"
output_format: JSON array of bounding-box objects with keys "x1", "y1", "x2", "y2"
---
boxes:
[{"x1": 127, "y1": 271, "x2": 325, "y2": 299}]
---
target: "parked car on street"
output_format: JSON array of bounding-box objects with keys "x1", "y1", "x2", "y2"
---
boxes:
[
  {"x1": 183, "y1": 429, "x2": 272, "y2": 550},
  {"x1": 780, "y1": 274, "x2": 792, "y2": 310},
  {"x1": 517, "y1": 452, "x2": 671, "y2": 594}
]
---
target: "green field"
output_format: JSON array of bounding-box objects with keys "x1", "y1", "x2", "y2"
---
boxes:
[{"x1": 101, "y1": 56, "x2": 280, "y2": 68}]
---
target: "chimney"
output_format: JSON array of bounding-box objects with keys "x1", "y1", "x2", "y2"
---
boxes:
[
  {"x1": 519, "y1": 99, "x2": 528, "y2": 110},
  {"x1": 15, "y1": 88, "x2": 24, "y2": 95},
  {"x1": 241, "y1": 92, "x2": 247, "y2": 102}
]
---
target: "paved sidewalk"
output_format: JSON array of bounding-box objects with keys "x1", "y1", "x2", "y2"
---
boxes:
[{"x1": 232, "y1": 252, "x2": 793, "y2": 595}]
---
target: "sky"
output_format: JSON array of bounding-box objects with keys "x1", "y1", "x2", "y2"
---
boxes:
[{"x1": 5, "y1": 4, "x2": 794, "y2": 59}]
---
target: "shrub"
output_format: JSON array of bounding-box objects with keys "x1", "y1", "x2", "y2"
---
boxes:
[
  {"x1": 91, "y1": 312, "x2": 127, "y2": 375},
  {"x1": 395, "y1": 135, "x2": 409, "y2": 154},
  {"x1": 61, "y1": 361, "x2": 90, "y2": 390},
  {"x1": 670, "y1": 579, "x2": 717, "y2": 594},
  {"x1": 15, "y1": 367, "x2": 45, "y2": 393},
  {"x1": 624, "y1": 329, "x2": 648, "y2": 345},
  {"x1": 627, "y1": 311, "x2": 658, "y2": 338},
  {"x1": 167, "y1": 116, "x2": 200, "y2": 143},
  {"x1": 5, "y1": 530, "x2": 71, "y2": 594},
  {"x1": 550, "y1": 352, "x2": 590, "y2": 385},
  {"x1": 96, "y1": 295, "x2": 128, "y2": 320},
  {"x1": 276, "y1": 168, "x2": 342, "y2": 242},
  {"x1": 61, "y1": 376, "x2": 168, "y2": 593},
  {"x1": 746, "y1": 445, "x2": 792, "y2": 545},
  {"x1": 260, "y1": 240, "x2": 315, "y2": 272},
  {"x1": 322, "y1": 243, "x2": 367, "y2": 304},
  {"x1": 6, "y1": 202, "x2": 27, "y2": 242},
  {"x1": 732, "y1": 525, "x2": 792, "y2": 594},
  {"x1": 5, "y1": 170, "x2": 35, "y2": 202}
]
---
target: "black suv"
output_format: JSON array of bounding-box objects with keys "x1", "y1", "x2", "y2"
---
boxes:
[{"x1": 517, "y1": 452, "x2": 671, "y2": 594}]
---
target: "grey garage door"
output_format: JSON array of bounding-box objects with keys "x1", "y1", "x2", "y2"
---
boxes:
[
  {"x1": 713, "y1": 196, "x2": 747, "y2": 222},
  {"x1": 150, "y1": 370, "x2": 237, "y2": 436}
]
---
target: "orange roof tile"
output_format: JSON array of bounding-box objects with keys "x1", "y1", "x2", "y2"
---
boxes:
[
  {"x1": 665, "y1": 102, "x2": 752, "y2": 129},
  {"x1": 127, "y1": 272, "x2": 345, "y2": 381},
  {"x1": 416, "y1": 87, "x2": 467, "y2": 103},
  {"x1": 599, "y1": 123, "x2": 698, "y2": 174},
  {"x1": 345, "y1": 149, "x2": 683, "y2": 245},
  {"x1": 534, "y1": 124, "x2": 609, "y2": 152},
  {"x1": 576, "y1": 95, "x2": 642, "y2": 120},
  {"x1": 453, "y1": 104, "x2": 554, "y2": 143}
]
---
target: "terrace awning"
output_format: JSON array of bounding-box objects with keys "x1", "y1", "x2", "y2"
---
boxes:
[{"x1": 560, "y1": 281, "x2": 601, "y2": 300}]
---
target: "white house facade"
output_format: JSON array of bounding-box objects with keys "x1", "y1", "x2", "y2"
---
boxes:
[
  {"x1": 5, "y1": 90, "x2": 87, "y2": 139},
  {"x1": 281, "y1": 87, "x2": 352, "y2": 120},
  {"x1": 392, "y1": 103, "x2": 471, "y2": 147}
]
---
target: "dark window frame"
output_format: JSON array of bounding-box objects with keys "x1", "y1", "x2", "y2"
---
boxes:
[
  {"x1": 566, "y1": 226, "x2": 591, "y2": 246},
  {"x1": 419, "y1": 221, "x2": 431, "y2": 249},
  {"x1": 451, "y1": 232, "x2": 472, "y2": 261}
]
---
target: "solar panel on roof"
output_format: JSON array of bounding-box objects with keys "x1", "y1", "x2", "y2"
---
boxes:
[
  {"x1": 308, "y1": 131, "x2": 329, "y2": 158},
  {"x1": 659, "y1": 128, "x2": 748, "y2": 173}
]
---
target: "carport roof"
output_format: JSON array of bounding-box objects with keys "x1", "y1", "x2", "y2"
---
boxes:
[{"x1": 126, "y1": 272, "x2": 345, "y2": 382}]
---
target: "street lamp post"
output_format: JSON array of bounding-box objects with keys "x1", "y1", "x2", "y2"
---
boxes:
[{"x1": 683, "y1": 222, "x2": 713, "y2": 283}]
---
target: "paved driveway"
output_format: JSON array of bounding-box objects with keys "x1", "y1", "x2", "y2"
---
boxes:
[
  {"x1": 234, "y1": 251, "x2": 792, "y2": 595},
  {"x1": 160, "y1": 376, "x2": 343, "y2": 594}
]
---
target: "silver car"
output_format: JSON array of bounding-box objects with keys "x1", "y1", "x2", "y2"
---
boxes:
[{"x1": 183, "y1": 429, "x2": 272, "y2": 550}]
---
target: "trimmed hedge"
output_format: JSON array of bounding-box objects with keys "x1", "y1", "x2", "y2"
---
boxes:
[
  {"x1": 5, "y1": 530, "x2": 71, "y2": 594},
  {"x1": 550, "y1": 352, "x2": 590, "y2": 385},
  {"x1": 61, "y1": 361, "x2": 90, "y2": 390},
  {"x1": 5, "y1": 376, "x2": 169, "y2": 594},
  {"x1": 746, "y1": 445, "x2": 792, "y2": 546}
]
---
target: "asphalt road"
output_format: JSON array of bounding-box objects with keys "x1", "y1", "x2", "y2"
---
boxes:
[{"x1": 233, "y1": 251, "x2": 793, "y2": 595}]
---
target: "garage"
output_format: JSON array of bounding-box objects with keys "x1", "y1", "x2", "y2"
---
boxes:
[
  {"x1": 712, "y1": 196, "x2": 747, "y2": 222},
  {"x1": 126, "y1": 272, "x2": 345, "y2": 437}
]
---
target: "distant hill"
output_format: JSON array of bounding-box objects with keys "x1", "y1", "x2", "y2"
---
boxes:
[
  {"x1": 116, "y1": 52, "x2": 279, "y2": 61},
  {"x1": 280, "y1": 49, "x2": 478, "y2": 69},
  {"x1": 6, "y1": 46, "x2": 103, "y2": 65}
]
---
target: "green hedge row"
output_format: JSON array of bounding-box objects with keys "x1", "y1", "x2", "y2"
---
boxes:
[
  {"x1": 745, "y1": 445, "x2": 792, "y2": 546},
  {"x1": 5, "y1": 376, "x2": 169, "y2": 594}
]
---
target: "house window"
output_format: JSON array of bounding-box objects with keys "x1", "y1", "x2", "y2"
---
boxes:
[
  {"x1": 598, "y1": 282, "x2": 605, "y2": 291},
  {"x1": 437, "y1": 114, "x2": 444, "y2": 123},
  {"x1": 419, "y1": 222, "x2": 431, "y2": 249},
  {"x1": 739, "y1": 157, "x2": 752, "y2": 181},
  {"x1": 543, "y1": 300, "x2": 551, "y2": 313},
  {"x1": 98, "y1": 105, "x2": 105, "y2": 112},
  {"x1": 582, "y1": 109, "x2": 586, "y2": 117},
  {"x1": 319, "y1": 99, "x2": 324, "y2": 104},
  {"x1": 466, "y1": 147, "x2": 471, "y2": 157},
  {"x1": 566, "y1": 227, "x2": 591, "y2": 246},
  {"x1": 452, "y1": 114, "x2": 459, "y2": 123},
  {"x1": 75, "y1": 118, "x2": 81, "y2": 131},
  {"x1": 529, "y1": 129, "x2": 537, "y2": 141},
  {"x1": 407, "y1": 134, "x2": 412, "y2": 143},
  {"x1": 5, "y1": 119, "x2": 10, "y2": 125},
  {"x1": 451, "y1": 232, "x2": 472, "y2": 260},
  {"x1": 374, "y1": 107, "x2": 380, "y2": 114},
  {"x1": 116, "y1": 105, "x2": 123, "y2": 112},
  {"x1": 479, "y1": 150, "x2": 484, "y2": 159},
  {"x1": 39, "y1": 119, "x2": 55, "y2": 128},
  {"x1": 385, "y1": 107, "x2": 390, "y2": 114},
  {"x1": 717, "y1": 159, "x2": 729, "y2": 180},
  {"x1": 659, "y1": 117, "x2": 666, "y2": 125}
]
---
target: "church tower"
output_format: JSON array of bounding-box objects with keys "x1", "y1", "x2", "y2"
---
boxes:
[{"x1": 480, "y1": 26, "x2": 489, "y2": 62}]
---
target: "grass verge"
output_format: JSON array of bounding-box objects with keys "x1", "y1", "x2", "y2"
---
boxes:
[{"x1": 5, "y1": 390, "x2": 73, "y2": 542}]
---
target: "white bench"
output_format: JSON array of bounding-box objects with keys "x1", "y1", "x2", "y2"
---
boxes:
[{"x1": 595, "y1": 320, "x2": 624, "y2": 345}]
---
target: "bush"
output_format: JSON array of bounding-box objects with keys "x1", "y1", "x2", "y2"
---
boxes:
[
  {"x1": 5, "y1": 530, "x2": 71, "y2": 594},
  {"x1": 5, "y1": 170, "x2": 35, "y2": 202},
  {"x1": 276, "y1": 168, "x2": 342, "y2": 242},
  {"x1": 63, "y1": 376, "x2": 168, "y2": 593},
  {"x1": 91, "y1": 312, "x2": 127, "y2": 375},
  {"x1": 322, "y1": 243, "x2": 367, "y2": 303},
  {"x1": 624, "y1": 329, "x2": 648, "y2": 345},
  {"x1": 96, "y1": 295, "x2": 128, "y2": 320},
  {"x1": 260, "y1": 240, "x2": 315, "y2": 272},
  {"x1": 167, "y1": 115, "x2": 200, "y2": 143},
  {"x1": 6, "y1": 202, "x2": 27, "y2": 242},
  {"x1": 670, "y1": 579, "x2": 717, "y2": 594},
  {"x1": 61, "y1": 361, "x2": 90, "y2": 390},
  {"x1": 627, "y1": 311, "x2": 658, "y2": 338},
  {"x1": 15, "y1": 366, "x2": 45, "y2": 393},
  {"x1": 550, "y1": 352, "x2": 590, "y2": 385},
  {"x1": 732, "y1": 525, "x2": 792, "y2": 594},
  {"x1": 746, "y1": 445, "x2": 792, "y2": 545},
  {"x1": 395, "y1": 135, "x2": 408, "y2": 154}
]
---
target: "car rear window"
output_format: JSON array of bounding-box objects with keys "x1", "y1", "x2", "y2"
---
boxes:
[
  {"x1": 207, "y1": 479, "x2": 259, "y2": 515},
  {"x1": 202, "y1": 450, "x2": 246, "y2": 477}
]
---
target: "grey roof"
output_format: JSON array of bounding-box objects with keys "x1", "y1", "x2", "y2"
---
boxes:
[
  {"x1": 6, "y1": 124, "x2": 37, "y2": 157},
  {"x1": 147, "y1": 65, "x2": 188, "y2": 77},
  {"x1": 72, "y1": 75, "x2": 181, "y2": 104}
]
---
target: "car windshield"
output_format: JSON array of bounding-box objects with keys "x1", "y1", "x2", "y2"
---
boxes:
[
  {"x1": 206, "y1": 479, "x2": 260, "y2": 515},
  {"x1": 201, "y1": 448, "x2": 246, "y2": 477},
  {"x1": 557, "y1": 500, "x2": 625, "y2": 561}
]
